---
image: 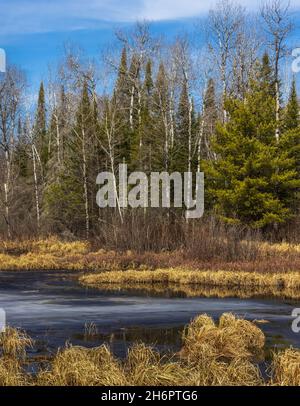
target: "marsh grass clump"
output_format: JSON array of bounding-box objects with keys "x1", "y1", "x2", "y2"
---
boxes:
[
  {"x1": 271, "y1": 349, "x2": 300, "y2": 386},
  {"x1": 37, "y1": 345, "x2": 126, "y2": 386},
  {"x1": 0, "y1": 357, "x2": 27, "y2": 386},
  {"x1": 185, "y1": 356, "x2": 263, "y2": 386},
  {"x1": 124, "y1": 343, "x2": 187, "y2": 386},
  {"x1": 0, "y1": 238, "x2": 89, "y2": 256},
  {"x1": 33, "y1": 238, "x2": 89, "y2": 255},
  {"x1": 219, "y1": 313, "x2": 265, "y2": 357},
  {"x1": 1, "y1": 315, "x2": 300, "y2": 386},
  {"x1": 0, "y1": 327, "x2": 33, "y2": 359},
  {"x1": 179, "y1": 313, "x2": 264, "y2": 386},
  {"x1": 181, "y1": 313, "x2": 265, "y2": 361},
  {"x1": 0, "y1": 327, "x2": 33, "y2": 386}
]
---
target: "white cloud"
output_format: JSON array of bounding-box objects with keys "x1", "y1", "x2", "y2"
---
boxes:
[
  {"x1": 0, "y1": 0, "x2": 300, "y2": 36},
  {"x1": 138, "y1": 0, "x2": 300, "y2": 20}
]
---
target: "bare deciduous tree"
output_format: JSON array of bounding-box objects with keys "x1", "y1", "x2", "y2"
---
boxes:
[
  {"x1": 261, "y1": 0, "x2": 293, "y2": 141},
  {"x1": 0, "y1": 67, "x2": 25, "y2": 238},
  {"x1": 207, "y1": 0, "x2": 245, "y2": 121}
]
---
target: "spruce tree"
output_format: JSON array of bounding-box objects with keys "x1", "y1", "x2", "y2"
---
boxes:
[
  {"x1": 204, "y1": 76, "x2": 300, "y2": 228},
  {"x1": 45, "y1": 82, "x2": 95, "y2": 236},
  {"x1": 255, "y1": 52, "x2": 276, "y2": 98},
  {"x1": 128, "y1": 54, "x2": 141, "y2": 169},
  {"x1": 283, "y1": 79, "x2": 299, "y2": 131},
  {"x1": 34, "y1": 82, "x2": 48, "y2": 168},
  {"x1": 140, "y1": 59, "x2": 155, "y2": 172},
  {"x1": 201, "y1": 78, "x2": 218, "y2": 160},
  {"x1": 114, "y1": 47, "x2": 131, "y2": 165},
  {"x1": 15, "y1": 118, "x2": 29, "y2": 178}
]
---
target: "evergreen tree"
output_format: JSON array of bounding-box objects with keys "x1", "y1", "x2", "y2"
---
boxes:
[
  {"x1": 204, "y1": 78, "x2": 300, "y2": 228},
  {"x1": 15, "y1": 118, "x2": 29, "y2": 178},
  {"x1": 113, "y1": 47, "x2": 131, "y2": 165},
  {"x1": 140, "y1": 59, "x2": 155, "y2": 172},
  {"x1": 283, "y1": 79, "x2": 299, "y2": 131},
  {"x1": 128, "y1": 54, "x2": 141, "y2": 169},
  {"x1": 34, "y1": 82, "x2": 48, "y2": 168},
  {"x1": 45, "y1": 82, "x2": 96, "y2": 236},
  {"x1": 116, "y1": 48, "x2": 128, "y2": 90},
  {"x1": 255, "y1": 52, "x2": 276, "y2": 98},
  {"x1": 201, "y1": 78, "x2": 218, "y2": 160},
  {"x1": 144, "y1": 59, "x2": 154, "y2": 96}
]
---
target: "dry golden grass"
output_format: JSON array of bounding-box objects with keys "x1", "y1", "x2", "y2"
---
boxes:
[
  {"x1": 260, "y1": 241, "x2": 300, "y2": 255},
  {"x1": 0, "y1": 238, "x2": 90, "y2": 271},
  {"x1": 0, "y1": 327, "x2": 33, "y2": 386},
  {"x1": 271, "y1": 349, "x2": 300, "y2": 386},
  {"x1": 0, "y1": 327, "x2": 33, "y2": 359},
  {"x1": 80, "y1": 268, "x2": 300, "y2": 299},
  {"x1": 37, "y1": 345, "x2": 126, "y2": 386},
  {"x1": 0, "y1": 315, "x2": 299, "y2": 386},
  {"x1": 0, "y1": 358, "x2": 28, "y2": 386},
  {"x1": 185, "y1": 357, "x2": 263, "y2": 386},
  {"x1": 93, "y1": 282, "x2": 300, "y2": 300},
  {"x1": 2, "y1": 237, "x2": 300, "y2": 274},
  {"x1": 181, "y1": 313, "x2": 265, "y2": 362},
  {"x1": 124, "y1": 343, "x2": 188, "y2": 386}
]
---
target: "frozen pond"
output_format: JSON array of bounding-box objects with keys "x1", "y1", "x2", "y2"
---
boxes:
[{"x1": 0, "y1": 271, "x2": 299, "y2": 357}]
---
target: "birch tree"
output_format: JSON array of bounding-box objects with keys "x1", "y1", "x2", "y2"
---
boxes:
[
  {"x1": 261, "y1": 0, "x2": 293, "y2": 141},
  {"x1": 0, "y1": 67, "x2": 25, "y2": 238}
]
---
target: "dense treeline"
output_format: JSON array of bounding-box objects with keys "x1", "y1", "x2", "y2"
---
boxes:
[{"x1": 0, "y1": 0, "x2": 300, "y2": 242}]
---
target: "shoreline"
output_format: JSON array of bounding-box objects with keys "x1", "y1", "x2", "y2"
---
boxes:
[
  {"x1": 2, "y1": 238, "x2": 300, "y2": 298},
  {"x1": 79, "y1": 269, "x2": 300, "y2": 300}
]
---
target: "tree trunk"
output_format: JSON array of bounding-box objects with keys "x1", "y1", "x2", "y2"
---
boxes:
[
  {"x1": 81, "y1": 129, "x2": 90, "y2": 239},
  {"x1": 32, "y1": 144, "x2": 40, "y2": 233}
]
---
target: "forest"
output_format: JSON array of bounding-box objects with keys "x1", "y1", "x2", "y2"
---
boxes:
[{"x1": 0, "y1": 0, "x2": 299, "y2": 247}]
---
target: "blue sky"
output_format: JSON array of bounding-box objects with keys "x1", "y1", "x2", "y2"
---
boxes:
[{"x1": 1, "y1": 0, "x2": 300, "y2": 91}]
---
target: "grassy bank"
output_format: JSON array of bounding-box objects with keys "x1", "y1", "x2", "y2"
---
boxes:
[
  {"x1": 80, "y1": 268, "x2": 300, "y2": 299},
  {"x1": 2, "y1": 238, "x2": 300, "y2": 273},
  {"x1": 87, "y1": 282, "x2": 300, "y2": 300},
  {"x1": 0, "y1": 313, "x2": 299, "y2": 386},
  {"x1": 3, "y1": 238, "x2": 300, "y2": 298}
]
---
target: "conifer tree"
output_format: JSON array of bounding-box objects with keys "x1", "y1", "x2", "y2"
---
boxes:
[
  {"x1": 114, "y1": 47, "x2": 131, "y2": 165},
  {"x1": 279, "y1": 80, "x2": 300, "y2": 198},
  {"x1": 140, "y1": 59, "x2": 155, "y2": 172},
  {"x1": 128, "y1": 54, "x2": 141, "y2": 169},
  {"x1": 204, "y1": 77, "x2": 300, "y2": 228},
  {"x1": 255, "y1": 52, "x2": 276, "y2": 98},
  {"x1": 200, "y1": 78, "x2": 218, "y2": 161},
  {"x1": 15, "y1": 118, "x2": 29, "y2": 178},
  {"x1": 34, "y1": 82, "x2": 48, "y2": 168},
  {"x1": 283, "y1": 79, "x2": 299, "y2": 131},
  {"x1": 46, "y1": 82, "x2": 95, "y2": 237}
]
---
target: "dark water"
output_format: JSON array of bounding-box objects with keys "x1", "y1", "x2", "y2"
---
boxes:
[{"x1": 0, "y1": 271, "x2": 299, "y2": 358}]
